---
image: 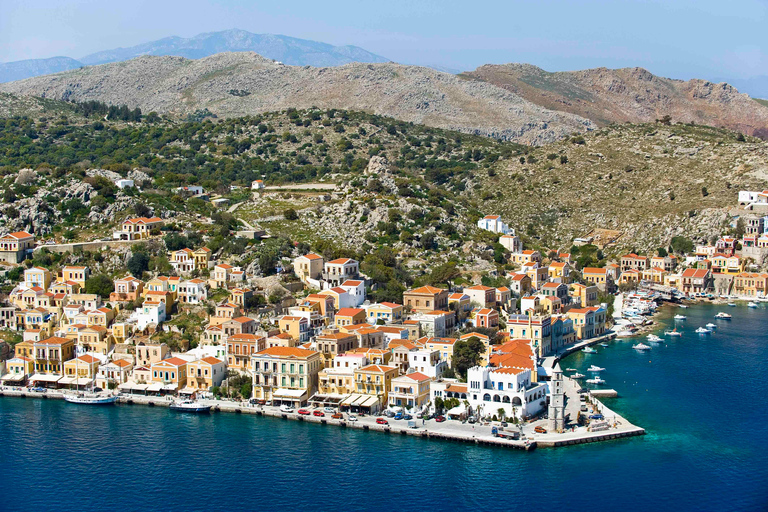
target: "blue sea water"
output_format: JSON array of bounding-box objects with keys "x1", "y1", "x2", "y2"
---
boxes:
[{"x1": 1, "y1": 303, "x2": 767, "y2": 512}]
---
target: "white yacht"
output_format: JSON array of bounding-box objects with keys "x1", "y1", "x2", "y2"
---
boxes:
[
  {"x1": 706, "y1": 323, "x2": 717, "y2": 329},
  {"x1": 695, "y1": 327, "x2": 711, "y2": 334},
  {"x1": 169, "y1": 400, "x2": 211, "y2": 413},
  {"x1": 633, "y1": 343, "x2": 652, "y2": 351},
  {"x1": 582, "y1": 347, "x2": 597, "y2": 354},
  {"x1": 674, "y1": 314, "x2": 687, "y2": 320},
  {"x1": 586, "y1": 377, "x2": 606, "y2": 385},
  {"x1": 647, "y1": 334, "x2": 663, "y2": 343},
  {"x1": 715, "y1": 312, "x2": 732, "y2": 320},
  {"x1": 678, "y1": 304, "x2": 689, "y2": 309},
  {"x1": 588, "y1": 365, "x2": 605, "y2": 372},
  {"x1": 748, "y1": 302, "x2": 758, "y2": 308},
  {"x1": 665, "y1": 329, "x2": 682, "y2": 337},
  {"x1": 571, "y1": 373, "x2": 586, "y2": 379},
  {"x1": 64, "y1": 394, "x2": 118, "y2": 405},
  {"x1": 727, "y1": 303, "x2": 736, "y2": 307}
]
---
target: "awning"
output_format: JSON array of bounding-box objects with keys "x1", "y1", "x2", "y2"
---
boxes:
[
  {"x1": 447, "y1": 403, "x2": 467, "y2": 416},
  {"x1": 341, "y1": 393, "x2": 379, "y2": 407},
  {"x1": 179, "y1": 387, "x2": 196, "y2": 395},
  {"x1": 162, "y1": 383, "x2": 178, "y2": 391},
  {"x1": 146, "y1": 382, "x2": 163, "y2": 392},
  {"x1": 1, "y1": 373, "x2": 25, "y2": 382},
  {"x1": 273, "y1": 388, "x2": 306, "y2": 399},
  {"x1": 131, "y1": 384, "x2": 148, "y2": 392},
  {"x1": 74, "y1": 377, "x2": 92, "y2": 386},
  {"x1": 58, "y1": 376, "x2": 76, "y2": 385},
  {"x1": 118, "y1": 382, "x2": 133, "y2": 391},
  {"x1": 29, "y1": 373, "x2": 62, "y2": 383}
]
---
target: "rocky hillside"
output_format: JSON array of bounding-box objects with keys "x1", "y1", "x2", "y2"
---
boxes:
[
  {"x1": 462, "y1": 64, "x2": 768, "y2": 139},
  {"x1": 0, "y1": 52, "x2": 593, "y2": 145}
]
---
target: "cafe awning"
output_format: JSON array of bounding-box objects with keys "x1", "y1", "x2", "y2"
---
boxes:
[
  {"x1": 146, "y1": 382, "x2": 163, "y2": 392},
  {"x1": 0, "y1": 373, "x2": 25, "y2": 382},
  {"x1": 179, "y1": 387, "x2": 196, "y2": 395},
  {"x1": 273, "y1": 388, "x2": 306, "y2": 399},
  {"x1": 162, "y1": 383, "x2": 178, "y2": 391},
  {"x1": 58, "y1": 376, "x2": 76, "y2": 385},
  {"x1": 29, "y1": 373, "x2": 62, "y2": 383}
]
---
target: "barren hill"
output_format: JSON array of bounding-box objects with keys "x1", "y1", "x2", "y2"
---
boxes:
[
  {"x1": 0, "y1": 52, "x2": 593, "y2": 145},
  {"x1": 462, "y1": 63, "x2": 768, "y2": 139}
]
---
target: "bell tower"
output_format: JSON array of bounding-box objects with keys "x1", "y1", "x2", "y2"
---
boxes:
[{"x1": 548, "y1": 362, "x2": 565, "y2": 432}]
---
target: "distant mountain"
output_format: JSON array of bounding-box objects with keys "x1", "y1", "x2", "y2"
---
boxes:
[
  {"x1": 0, "y1": 56, "x2": 83, "y2": 83},
  {"x1": 79, "y1": 29, "x2": 389, "y2": 67},
  {"x1": 0, "y1": 52, "x2": 593, "y2": 145},
  {"x1": 462, "y1": 63, "x2": 768, "y2": 139}
]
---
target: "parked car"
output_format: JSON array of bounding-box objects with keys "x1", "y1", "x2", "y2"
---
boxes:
[
  {"x1": 403, "y1": 414, "x2": 412, "y2": 420},
  {"x1": 589, "y1": 414, "x2": 605, "y2": 420},
  {"x1": 279, "y1": 405, "x2": 294, "y2": 413},
  {"x1": 298, "y1": 409, "x2": 311, "y2": 415},
  {"x1": 435, "y1": 415, "x2": 446, "y2": 423},
  {"x1": 534, "y1": 426, "x2": 547, "y2": 434},
  {"x1": 385, "y1": 410, "x2": 395, "y2": 418},
  {"x1": 313, "y1": 410, "x2": 324, "y2": 417},
  {"x1": 394, "y1": 412, "x2": 404, "y2": 420},
  {"x1": 331, "y1": 413, "x2": 343, "y2": 419},
  {"x1": 323, "y1": 407, "x2": 335, "y2": 413},
  {"x1": 376, "y1": 417, "x2": 389, "y2": 425},
  {"x1": 30, "y1": 387, "x2": 47, "y2": 393},
  {"x1": 467, "y1": 417, "x2": 476, "y2": 424},
  {"x1": 580, "y1": 405, "x2": 588, "y2": 412},
  {"x1": 348, "y1": 414, "x2": 358, "y2": 422}
]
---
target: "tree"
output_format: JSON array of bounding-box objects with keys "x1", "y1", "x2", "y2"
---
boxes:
[
  {"x1": 434, "y1": 396, "x2": 444, "y2": 414},
  {"x1": 283, "y1": 208, "x2": 299, "y2": 221},
  {"x1": 657, "y1": 247, "x2": 668, "y2": 257},
  {"x1": 127, "y1": 252, "x2": 150, "y2": 277},
  {"x1": 134, "y1": 202, "x2": 151, "y2": 218},
  {"x1": 452, "y1": 336, "x2": 486, "y2": 380},
  {"x1": 85, "y1": 274, "x2": 114, "y2": 299},
  {"x1": 734, "y1": 218, "x2": 746, "y2": 239},
  {"x1": 670, "y1": 236, "x2": 693, "y2": 255}
]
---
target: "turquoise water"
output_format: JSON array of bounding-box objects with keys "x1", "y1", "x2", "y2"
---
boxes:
[{"x1": 1, "y1": 303, "x2": 767, "y2": 511}]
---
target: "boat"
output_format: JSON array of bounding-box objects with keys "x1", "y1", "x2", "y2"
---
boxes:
[
  {"x1": 586, "y1": 377, "x2": 605, "y2": 385},
  {"x1": 647, "y1": 334, "x2": 663, "y2": 342},
  {"x1": 748, "y1": 302, "x2": 758, "y2": 308},
  {"x1": 674, "y1": 314, "x2": 687, "y2": 320},
  {"x1": 706, "y1": 323, "x2": 717, "y2": 329},
  {"x1": 600, "y1": 342, "x2": 609, "y2": 347},
  {"x1": 566, "y1": 368, "x2": 577, "y2": 372},
  {"x1": 715, "y1": 312, "x2": 732, "y2": 320},
  {"x1": 64, "y1": 394, "x2": 118, "y2": 405},
  {"x1": 571, "y1": 373, "x2": 586, "y2": 379},
  {"x1": 582, "y1": 347, "x2": 597, "y2": 354},
  {"x1": 695, "y1": 327, "x2": 711, "y2": 334},
  {"x1": 678, "y1": 304, "x2": 689, "y2": 309},
  {"x1": 615, "y1": 329, "x2": 636, "y2": 338},
  {"x1": 633, "y1": 343, "x2": 652, "y2": 351},
  {"x1": 664, "y1": 329, "x2": 682, "y2": 337},
  {"x1": 588, "y1": 365, "x2": 605, "y2": 372},
  {"x1": 727, "y1": 303, "x2": 736, "y2": 307},
  {"x1": 169, "y1": 400, "x2": 211, "y2": 413}
]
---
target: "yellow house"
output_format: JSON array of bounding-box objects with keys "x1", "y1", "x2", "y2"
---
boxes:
[
  {"x1": 33, "y1": 336, "x2": 76, "y2": 377},
  {"x1": 570, "y1": 283, "x2": 599, "y2": 308},
  {"x1": 24, "y1": 266, "x2": 53, "y2": 290},
  {"x1": 354, "y1": 364, "x2": 399, "y2": 405},
  {"x1": 185, "y1": 357, "x2": 226, "y2": 391},
  {"x1": 63, "y1": 354, "x2": 100, "y2": 381},
  {"x1": 548, "y1": 261, "x2": 571, "y2": 284},
  {"x1": 151, "y1": 357, "x2": 188, "y2": 391},
  {"x1": 335, "y1": 308, "x2": 367, "y2": 327},
  {"x1": 733, "y1": 272, "x2": 768, "y2": 297},
  {"x1": 582, "y1": 267, "x2": 608, "y2": 287},
  {"x1": 642, "y1": 266, "x2": 667, "y2": 284},
  {"x1": 110, "y1": 323, "x2": 133, "y2": 344},
  {"x1": 251, "y1": 346, "x2": 323, "y2": 405},
  {"x1": 365, "y1": 302, "x2": 404, "y2": 324},
  {"x1": 193, "y1": 247, "x2": 212, "y2": 268},
  {"x1": 293, "y1": 253, "x2": 324, "y2": 282},
  {"x1": 424, "y1": 337, "x2": 457, "y2": 366},
  {"x1": 388, "y1": 372, "x2": 432, "y2": 409},
  {"x1": 60, "y1": 266, "x2": 89, "y2": 288},
  {"x1": 78, "y1": 325, "x2": 112, "y2": 355},
  {"x1": 3, "y1": 356, "x2": 34, "y2": 384}
]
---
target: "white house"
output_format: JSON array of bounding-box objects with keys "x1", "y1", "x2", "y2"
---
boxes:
[
  {"x1": 477, "y1": 215, "x2": 513, "y2": 235},
  {"x1": 340, "y1": 279, "x2": 366, "y2": 307},
  {"x1": 175, "y1": 185, "x2": 205, "y2": 197},
  {"x1": 178, "y1": 279, "x2": 207, "y2": 305},
  {"x1": 251, "y1": 180, "x2": 265, "y2": 190},
  {"x1": 323, "y1": 258, "x2": 359, "y2": 287},
  {"x1": 411, "y1": 311, "x2": 449, "y2": 338},
  {"x1": 466, "y1": 365, "x2": 547, "y2": 420},
  {"x1": 115, "y1": 179, "x2": 134, "y2": 190},
  {"x1": 407, "y1": 347, "x2": 447, "y2": 379},
  {"x1": 499, "y1": 234, "x2": 522, "y2": 253},
  {"x1": 134, "y1": 299, "x2": 166, "y2": 330}
]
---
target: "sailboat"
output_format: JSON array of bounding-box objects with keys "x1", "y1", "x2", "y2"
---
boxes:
[{"x1": 64, "y1": 363, "x2": 118, "y2": 405}]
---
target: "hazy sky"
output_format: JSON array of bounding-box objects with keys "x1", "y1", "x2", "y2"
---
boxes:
[{"x1": 1, "y1": 0, "x2": 766, "y2": 80}]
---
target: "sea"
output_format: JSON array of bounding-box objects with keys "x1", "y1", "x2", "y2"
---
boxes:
[{"x1": 1, "y1": 303, "x2": 767, "y2": 512}]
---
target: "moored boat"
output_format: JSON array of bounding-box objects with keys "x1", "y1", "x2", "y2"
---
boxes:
[
  {"x1": 64, "y1": 394, "x2": 118, "y2": 405},
  {"x1": 571, "y1": 373, "x2": 586, "y2": 379},
  {"x1": 170, "y1": 400, "x2": 211, "y2": 413},
  {"x1": 588, "y1": 365, "x2": 605, "y2": 372},
  {"x1": 582, "y1": 347, "x2": 597, "y2": 354},
  {"x1": 674, "y1": 314, "x2": 687, "y2": 320},
  {"x1": 633, "y1": 343, "x2": 651, "y2": 351},
  {"x1": 706, "y1": 323, "x2": 717, "y2": 329},
  {"x1": 695, "y1": 327, "x2": 711, "y2": 334},
  {"x1": 586, "y1": 377, "x2": 605, "y2": 385},
  {"x1": 748, "y1": 302, "x2": 758, "y2": 308},
  {"x1": 665, "y1": 329, "x2": 682, "y2": 337},
  {"x1": 647, "y1": 334, "x2": 663, "y2": 342},
  {"x1": 715, "y1": 312, "x2": 732, "y2": 320}
]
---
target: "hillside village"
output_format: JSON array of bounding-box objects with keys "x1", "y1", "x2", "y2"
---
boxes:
[{"x1": 2, "y1": 177, "x2": 768, "y2": 426}]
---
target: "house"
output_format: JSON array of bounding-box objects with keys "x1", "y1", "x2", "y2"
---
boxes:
[
  {"x1": 642, "y1": 267, "x2": 667, "y2": 284},
  {"x1": 733, "y1": 272, "x2": 768, "y2": 297},
  {"x1": 317, "y1": 353, "x2": 368, "y2": 396},
  {"x1": 209, "y1": 303, "x2": 241, "y2": 326},
  {"x1": 388, "y1": 372, "x2": 432, "y2": 410},
  {"x1": 507, "y1": 314, "x2": 552, "y2": 357},
  {"x1": 97, "y1": 359, "x2": 133, "y2": 388},
  {"x1": 570, "y1": 283, "x2": 599, "y2": 308},
  {"x1": 175, "y1": 185, "x2": 205, "y2": 197},
  {"x1": 618, "y1": 269, "x2": 642, "y2": 286},
  {"x1": 477, "y1": 215, "x2": 512, "y2": 234},
  {"x1": 24, "y1": 267, "x2": 53, "y2": 291},
  {"x1": 364, "y1": 302, "x2": 404, "y2": 324},
  {"x1": 509, "y1": 273, "x2": 532, "y2": 295},
  {"x1": 340, "y1": 279, "x2": 366, "y2": 307},
  {"x1": 566, "y1": 308, "x2": 597, "y2": 340},
  {"x1": 334, "y1": 308, "x2": 367, "y2": 328},
  {"x1": 278, "y1": 315, "x2": 310, "y2": 343},
  {"x1": 2, "y1": 356, "x2": 34, "y2": 385},
  {"x1": 31, "y1": 336, "x2": 75, "y2": 384},
  {"x1": 0, "y1": 231, "x2": 35, "y2": 263},
  {"x1": 170, "y1": 248, "x2": 197, "y2": 274},
  {"x1": 63, "y1": 354, "x2": 101, "y2": 385},
  {"x1": 178, "y1": 279, "x2": 207, "y2": 304},
  {"x1": 185, "y1": 357, "x2": 226, "y2": 391},
  {"x1": 115, "y1": 178, "x2": 134, "y2": 189},
  {"x1": 463, "y1": 285, "x2": 496, "y2": 308},
  {"x1": 316, "y1": 332, "x2": 358, "y2": 367},
  {"x1": 78, "y1": 326, "x2": 110, "y2": 355},
  {"x1": 323, "y1": 258, "x2": 360, "y2": 287},
  {"x1": 115, "y1": 217, "x2": 163, "y2": 241},
  {"x1": 251, "y1": 347, "x2": 323, "y2": 406},
  {"x1": 495, "y1": 287, "x2": 513, "y2": 310},
  {"x1": 135, "y1": 342, "x2": 170, "y2": 367},
  {"x1": 681, "y1": 268, "x2": 711, "y2": 295},
  {"x1": 650, "y1": 255, "x2": 678, "y2": 273},
  {"x1": 221, "y1": 316, "x2": 257, "y2": 337},
  {"x1": 548, "y1": 262, "x2": 571, "y2": 284},
  {"x1": 60, "y1": 266, "x2": 89, "y2": 288},
  {"x1": 354, "y1": 364, "x2": 400, "y2": 408},
  {"x1": 510, "y1": 250, "x2": 542, "y2": 266},
  {"x1": 711, "y1": 254, "x2": 743, "y2": 275},
  {"x1": 150, "y1": 357, "x2": 188, "y2": 393},
  {"x1": 403, "y1": 285, "x2": 449, "y2": 314},
  {"x1": 471, "y1": 308, "x2": 499, "y2": 329},
  {"x1": 526, "y1": 264, "x2": 549, "y2": 290},
  {"x1": 448, "y1": 293, "x2": 472, "y2": 319},
  {"x1": 212, "y1": 264, "x2": 235, "y2": 288},
  {"x1": 293, "y1": 253, "x2": 324, "y2": 282},
  {"x1": 540, "y1": 282, "x2": 569, "y2": 303},
  {"x1": 319, "y1": 287, "x2": 353, "y2": 309},
  {"x1": 227, "y1": 334, "x2": 265, "y2": 373},
  {"x1": 423, "y1": 337, "x2": 457, "y2": 366},
  {"x1": 251, "y1": 179, "x2": 265, "y2": 190},
  {"x1": 466, "y1": 365, "x2": 547, "y2": 420},
  {"x1": 134, "y1": 299, "x2": 166, "y2": 330},
  {"x1": 582, "y1": 267, "x2": 610, "y2": 291},
  {"x1": 620, "y1": 254, "x2": 649, "y2": 272},
  {"x1": 499, "y1": 234, "x2": 522, "y2": 253},
  {"x1": 110, "y1": 276, "x2": 144, "y2": 303},
  {"x1": 412, "y1": 310, "x2": 451, "y2": 338}
]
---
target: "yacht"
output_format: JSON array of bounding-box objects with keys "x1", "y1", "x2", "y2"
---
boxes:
[
  {"x1": 571, "y1": 373, "x2": 586, "y2": 379},
  {"x1": 632, "y1": 343, "x2": 652, "y2": 351},
  {"x1": 727, "y1": 303, "x2": 736, "y2": 307},
  {"x1": 647, "y1": 334, "x2": 663, "y2": 343},
  {"x1": 588, "y1": 365, "x2": 605, "y2": 372},
  {"x1": 600, "y1": 342, "x2": 609, "y2": 347},
  {"x1": 586, "y1": 377, "x2": 606, "y2": 385},
  {"x1": 706, "y1": 323, "x2": 717, "y2": 329},
  {"x1": 64, "y1": 394, "x2": 118, "y2": 405},
  {"x1": 715, "y1": 312, "x2": 732, "y2": 320},
  {"x1": 695, "y1": 327, "x2": 711, "y2": 334},
  {"x1": 674, "y1": 314, "x2": 687, "y2": 320},
  {"x1": 664, "y1": 329, "x2": 682, "y2": 337},
  {"x1": 678, "y1": 304, "x2": 689, "y2": 309},
  {"x1": 169, "y1": 400, "x2": 211, "y2": 413},
  {"x1": 748, "y1": 302, "x2": 758, "y2": 308},
  {"x1": 582, "y1": 347, "x2": 597, "y2": 354}
]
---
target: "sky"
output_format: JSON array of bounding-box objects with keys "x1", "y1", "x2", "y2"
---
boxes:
[{"x1": 1, "y1": 0, "x2": 766, "y2": 81}]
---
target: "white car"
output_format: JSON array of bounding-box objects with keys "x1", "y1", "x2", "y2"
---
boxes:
[
  {"x1": 323, "y1": 407, "x2": 335, "y2": 413},
  {"x1": 279, "y1": 405, "x2": 295, "y2": 413},
  {"x1": 348, "y1": 414, "x2": 358, "y2": 422}
]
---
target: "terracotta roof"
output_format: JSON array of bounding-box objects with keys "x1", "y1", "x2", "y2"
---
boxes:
[
  {"x1": 327, "y1": 258, "x2": 355, "y2": 264},
  {"x1": 200, "y1": 356, "x2": 223, "y2": 365},
  {"x1": 157, "y1": 357, "x2": 187, "y2": 367},
  {"x1": 582, "y1": 267, "x2": 607, "y2": 275},
  {"x1": 113, "y1": 359, "x2": 132, "y2": 368},
  {"x1": 256, "y1": 346, "x2": 317, "y2": 358},
  {"x1": 230, "y1": 316, "x2": 254, "y2": 324},
  {"x1": 1, "y1": 231, "x2": 33, "y2": 239},
  {"x1": 301, "y1": 253, "x2": 323, "y2": 260},
  {"x1": 401, "y1": 372, "x2": 431, "y2": 382},
  {"x1": 357, "y1": 364, "x2": 397, "y2": 373},
  {"x1": 377, "y1": 302, "x2": 402, "y2": 308},
  {"x1": 406, "y1": 285, "x2": 446, "y2": 295},
  {"x1": 341, "y1": 280, "x2": 363, "y2": 287},
  {"x1": 336, "y1": 308, "x2": 365, "y2": 317},
  {"x1": 465, "y1": 285, "x2": 493, "y2": 291},
  {"x1": 76, "y1": 354, "x2": 99, "y2": 364}
]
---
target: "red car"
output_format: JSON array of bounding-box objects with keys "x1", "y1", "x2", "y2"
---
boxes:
[
  {"x1": 298, "y1": 409, "x2": 311, "y2": 415},
  {"x1": 435, "y1": 415, "x2": 446, "y2": 422},
  {"x1": 313, "y1": 410, "x2": 325, "y2": 417},
  {"x1": 376, "y1": 417, "x2": 389, "y2": 425}
]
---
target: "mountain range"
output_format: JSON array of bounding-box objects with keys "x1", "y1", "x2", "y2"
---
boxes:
[{"x1": 0, "y1": 29, "x2": 389, "y2": 83}]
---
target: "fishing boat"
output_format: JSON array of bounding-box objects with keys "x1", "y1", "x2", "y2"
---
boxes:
[
  {"x1": 715, "y1": 312, "x2": 732, "y2": 320},
  {"x1": 571, "y1": 373, "x2": 586, "y2": 379},
  {"x1": 748, "y1": 302, "x2": 758, "y2": 308},
  {"x1": 706, "y1": 323, "x2": 717, "y2": 329},
  {"x1": 586, "y1": 377, "x2": 605, "y2": 385},
  {"x1": 588, "y1": 365, "x2": 605, "y2": 372},
  {"x1": 170, "y1": 400, "x2": 211, "y2": 413},
  {"x1": 695, "y1": 327, "x2": 711, "y2": 334},
  {"x1": 674, "y1": 314, "x2": 687, "y2": 320},
  {"x1": 647, "y1": 334, "x2": 663, "y2": 342},
  {"x1": 582, "y1": 347, "x2": 597, "y2": 354},
  {"x1": 64, "y1": 394, "x2": 118, "y2": 405},
  {"x1": 664, "y1": 329, "x2": 682, "y2": 337},
  {"x1": 632, "y1": 343, "x2": 652, "y2": 351}
]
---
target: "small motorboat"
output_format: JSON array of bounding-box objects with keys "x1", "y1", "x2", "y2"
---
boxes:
[
  {"x1": 64, "y1": 394, "x2": 118, "y2": 405},
  {"x1": 695, "y1": 327, "x2": 711, "y2": 334},
  {"x1": 571, "y1": 373, "x2": 586, "y2": 379},
  {"x1": 715, "y1": 312, "x2": 732, "y2": 320},
  {"x1": 600, "y1": 342, "x2": 609, "y2": 347},
  {"x1": 674, "y1": 314, "x2": 687, "y2": 320},
  {"x1": 566, "y1": 368, "x2": 577, "y2": 372},
  {"x1": 727, "y1": 303, "x2": 736, "y2": 307},
  {"x1": 633, "y1": 343, "x2": 652, "y2": 351},
  {"x1": 665, "y1": 329, "x2": 682, "y2": 337},
  {"x1": 748, "y1": 302, "x2": 758, "y2": 308},
  {"x1": 586, "y1": 377, "x2": 605, "y2": 385},
  {"x1": 170, "y1": 400, "x2": 211, "y2": 413},
  {"x1": 588, "y1": 365, "x2": 605, "y2": 372},
  {"x1": 678, "y1": 304, "x2": 689, "y2": 309},
  {"x1": 582, "y1": 347, "x2": 597, "y2": 354},
  {"x1": 706, "y1": 323, "x2": 717, "y2": 329},
  {"x1": 647, "y1": 334, "x2": 663, "y2": 342}
]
